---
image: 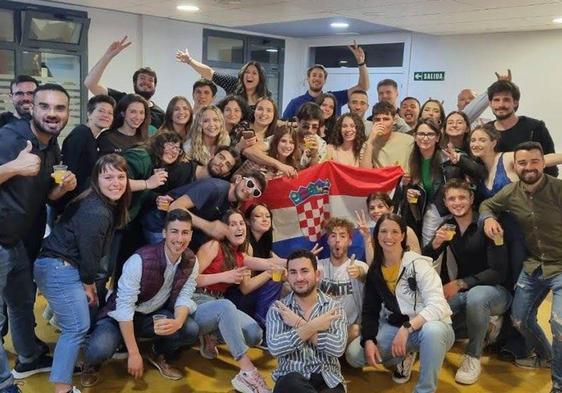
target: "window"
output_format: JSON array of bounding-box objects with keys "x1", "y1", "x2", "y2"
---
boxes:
[
  {"x1": 312, "y1": 43, "x2": 405, "y2": 68},
  {"x1": 203, "y1": 29, "x2": 285, "y2": 108},
  {"x1": 0, "y1": 1, "x2": 89, "y2": 140}
]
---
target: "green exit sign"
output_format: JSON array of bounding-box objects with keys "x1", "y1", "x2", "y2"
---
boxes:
[{"x1": 414, "y1": 71, "x2": 445, "y2": 81}]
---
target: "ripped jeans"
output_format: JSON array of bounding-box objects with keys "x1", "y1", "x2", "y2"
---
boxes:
[{"x1": 511, "y1": 268, "x2": 562, "y2": 389}]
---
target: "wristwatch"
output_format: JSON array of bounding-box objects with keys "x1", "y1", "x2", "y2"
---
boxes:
[{"x1": 402, "y1": 320, "x2": 415, "y2": 334}]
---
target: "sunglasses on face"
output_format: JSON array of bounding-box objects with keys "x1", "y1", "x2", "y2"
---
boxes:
[{"x1": 243, "y1": 177, "x2": 262, "y2": 198}]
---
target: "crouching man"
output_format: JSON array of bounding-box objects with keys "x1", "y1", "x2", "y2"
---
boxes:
[{"x1": 80, "y1": 209, "x2": 200, "y2": 386}]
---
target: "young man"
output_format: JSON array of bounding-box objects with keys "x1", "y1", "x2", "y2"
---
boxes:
[
  {"x1": 0, "y1": 84, "x2": 77, "y2": 389},
  {"x1": 243, "y1": 102, "x2": 327, "y2": 176},
  {"x1": 424, "y1": 179, "x2": 511, "y2": 385},
  {"x1": 0, "y1": 75, "x2": 39, "y2": 128},
  {"x1": 192, "y1": 79, "x2": 217, "y2": 113},
  {"x1": 399, "y1": 96, "x2": 420, "y2": 129},
  {"x1": 84, "y1": 36, "x2": 165, "y2": 128},
  {"x1": 375, "y1": 79, "x2": 411, "y2": 133},
  {"x1": 360, "y1": 101, "x2": 414, "y2": 171},
  {"x1": 481, "y1": 142, "x2": 562, "y2": 393},
  {"x1": 348, "y1": 90, "x2": 372, "y2": 132},
  {"x1": 486, "y1": 79, "x2": 557, "y2": 176},
  {"x1": 164, "y1": 170, "x2": 267, "y2": 251},
  {"x1": 267, "y1": 249, "x2": 347, "y2": 393},
  {"x1": 282, "y1": 41, "x2": 368, "y2": 119},
  {"x1": 317, "y1": 218, "x2": 368, "y2": 346},
  {"x1": 81, "y1": 209, "x2": 200, "y2": 386},
  {"x1": 61, "y1": 94, "x2": 116, "y2": 199}
]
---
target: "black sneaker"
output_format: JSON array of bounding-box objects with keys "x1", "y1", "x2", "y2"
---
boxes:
[
  {"x1": 0, "y1": 384, "x2": 22, "y2": 393},
  {"x1": 11, "y1": 353, "x2": 53, "y2": 379}
]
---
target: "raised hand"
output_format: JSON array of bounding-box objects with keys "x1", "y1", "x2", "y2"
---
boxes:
[
  {"x1": 348, "y1": 40, "x2": 365, "y2": 64},
  {"x1": 310, "y1": 243, "x2": 324, "y2": 256},
  {"x1": 355, "y1": 210, "x2": 370, "y2": 238},
  {"x1": 176, "y1": 48, "x2": 192, "y2": 64},
  {"x1": 442, "y1": 142, "x2": 460, "y2": 164},
  {"x1": 105, "y1": 36, "x2": 131, "y2": 59},
  {"x1": 14, "y1": 140, "x2": 40, "y2": 176},
  {"x1": 146, "y1": 170, "x2": 168, "y2": 189},
  {"x1": 495, "y1": 69, "x2": 512, "y2": 81},
  {"x1": 347, "y1": 254, "x2": 361, "y2": 279}
]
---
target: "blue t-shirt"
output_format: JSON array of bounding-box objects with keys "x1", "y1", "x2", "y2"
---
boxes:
[{"x1": 282, "y1": 89, "x2": 349, "y2": 120}]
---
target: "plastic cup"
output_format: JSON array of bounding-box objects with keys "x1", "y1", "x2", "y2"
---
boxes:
[
  {"x1": 442, "y1": 224, "x2": 456, "y2": 241},
  {"x1": 304, "y1": 136, "x2": 316, "y2": 149},
  {"x1": 154, "y1": 168, "x2": 166, "y2": 174},
  {"x1": 53, "y1": 164, "x2": 67, "y2": 184},
  {"x1": 271, "y1": 269, "x2": 283, "y2": 282},
  {"x1": 152, "y1": 314, "x2": 167, "y2": 334},
  {"x1": 158, "y1": 199, "x2": 170, "y2": 211},
  {"x1": 407, "y1": 194, "x2": 418, "y2": 204},
  {"x1": 494, "y1": 235, "x2": 504, "y2": 246}
]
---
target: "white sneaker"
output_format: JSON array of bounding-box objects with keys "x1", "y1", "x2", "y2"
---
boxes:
[
  {"x1": 392, "y1": 352, "x2": 416, "y2": 384},
  {"x1": 231, "y1": 368, "x2": 271, "y2": 393},
  {"x1": 69, "y1": 387, "x2": 82, "y2": 393},
  {"x1": 455, "y1": 354, "x2": 481, "y2": 385},
  {"x1": 485, "y1": 315, "x2": 503, "y2": 346}
]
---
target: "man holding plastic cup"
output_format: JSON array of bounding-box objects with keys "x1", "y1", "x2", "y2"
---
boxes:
[
  {"x1": 317, "y1": 217, "x2": 368, "y2": 348},
  {"x1": 480, "y1": 142, "x2": 562, "y2": 392},
  {"x1": 81, "y1": 210, "x2": 200, "y2": 386},
  {"x1": 424, "y1": 178, "x2": 511, "y2": 385}
]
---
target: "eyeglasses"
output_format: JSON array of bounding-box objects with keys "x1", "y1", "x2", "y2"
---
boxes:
[
  {"x1": 415, "y1": 132, "x2": 437, "y2": 140},
  {"x1": 299, "y1": 121, "x2": 319, "y2": 131},
  {"x1": 163, "y1": 143, "x2": 181, "y2": 152},
  {"x1": 243, "y1": 177, "x2": 262, "y2": 198}
]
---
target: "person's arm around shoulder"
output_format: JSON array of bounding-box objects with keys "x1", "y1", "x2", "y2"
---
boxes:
[
  {"x1": 84, "y1": 36, "x2": 131, "y2": 96},
  {"x1": 479, "y1": 185, "x2": 512, "y2": 240}
]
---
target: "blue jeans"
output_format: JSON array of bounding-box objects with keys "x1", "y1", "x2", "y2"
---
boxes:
[
  {"x1": 34, "y1": 257, "x2": 90, "y2": 384},
  {"x1": 226, "y1": 280, "x2": 283, "y2": 329},
  {"x1": 511, "y1": 268, "x2": 562, "y2": 390},
  {"x1": 448, "y1": 285, "x2": 512, "y2": 358},
  {"x1": 84, "y1": 310, "x2": 198, "y2": 366},
  {"x1": 192, "y1": 294, "x2": 262, "y2": 360},
  {"x1": 0, "y1": 243, "x2": 43, "y2": 389},
  {"x1": 346, "y1": 319, "x2": 454, "y2": 393}
]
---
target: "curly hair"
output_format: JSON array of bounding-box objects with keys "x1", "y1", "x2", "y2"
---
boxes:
[
  {"x1": 187, "y1": 105, "x2": 230, "y2": 164},
  {"x1": 331, "y1": 112, "x2": 366, "y2": 161}
]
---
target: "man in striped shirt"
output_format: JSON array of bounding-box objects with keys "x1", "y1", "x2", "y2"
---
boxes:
[{"x1": 266, "y1": 249, "x2": 348, "y2": 393}]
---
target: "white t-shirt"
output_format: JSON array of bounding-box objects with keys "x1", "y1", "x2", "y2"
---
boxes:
[{"x1": 317, "y1": 257, "x2": 369, "y2": 325}]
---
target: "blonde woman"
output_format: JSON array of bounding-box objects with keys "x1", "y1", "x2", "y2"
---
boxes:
[{"x1": 184, "y1": 105, "x2": 230, "y2": 165}]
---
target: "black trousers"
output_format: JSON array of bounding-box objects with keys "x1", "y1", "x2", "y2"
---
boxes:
[{"x1": 273, "y1": 372, "x2": 345, "y2": 393}]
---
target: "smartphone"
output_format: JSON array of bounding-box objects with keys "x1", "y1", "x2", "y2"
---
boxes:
[{"x1": 242, "y1": 130, "x2": 255, "y2": 140}]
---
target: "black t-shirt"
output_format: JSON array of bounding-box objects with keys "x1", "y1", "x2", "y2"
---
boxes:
[
  {"x1": 0, "y1": 120, "x2": 60, "y2": 246},
  {"x1": 62, "y1": 124, "x2": 98, "y2": 195},
  {"x1": 0, "y1": 112, "x2": 16, "y2": 128},
  {"x1": 97, "y1": 128, "x2": 145, "y2": 156},
  {"x1": 488, "y1": 115, "x2": 558, "y2": 177},
  {"x1": 107, "y1": 88, "x2": 165, "y2": 129}
]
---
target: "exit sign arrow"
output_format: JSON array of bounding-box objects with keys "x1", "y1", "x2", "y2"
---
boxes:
[{"x1": 413, "y1": 71, "x2": 445, "y2": 81}]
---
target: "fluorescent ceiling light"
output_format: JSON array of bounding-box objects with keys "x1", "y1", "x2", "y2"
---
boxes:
[
  {"x1": 553, "y1": 17, "x2": 562, "y2": 24},
  {"x1": 266, "y1": 48, "x2": 278, "y2": 53},
  {"x1": 177, "y1": 5, "x2": 200, "y2": 12},
  {"x1": 330, "y1": 22, "x2": 349, "y2": 29}
]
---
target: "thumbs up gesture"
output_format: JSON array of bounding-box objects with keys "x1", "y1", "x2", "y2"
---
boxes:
[
  {"x1": 347, "y1": 254, "x2": 361, "y2": 279},
  {"x1": 13, "y1": 140, "x2": 41, "y2": 177}
]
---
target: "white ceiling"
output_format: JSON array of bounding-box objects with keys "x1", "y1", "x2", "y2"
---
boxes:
[{"x1": 49, "y1": 0, "x2": 562, "y2": 35}]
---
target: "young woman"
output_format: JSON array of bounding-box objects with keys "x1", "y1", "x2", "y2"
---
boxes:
[
  {"x1": 402, "y1": 119, "x2": 468, "y2": 246},
  {"x1": 194, "y1": 209, "x2": 272, "y2": 393},
  {"x1": 441, "y1": 111, "x2": 471, "y2": 153},
  {"x1": 184, "y1": 105, "x2": 230, "y2": 165},
  {"x1": 418, "y1": 99, "x2": 446, "y2": 131},
  {"x1": 177, "y1": 49, "x2": 270, "y2": 109},
  {"x1": 251, "y1": 96, "x2": 279, "y2": 141},
  {"x1": 346, "y1": 214, "x2": 454, "y2": 393},
  {"x1": 324, "y1": 112, "x2": 366, "y2": 167},
  {"x1": 158, "y1": 96, "x2": 193, "y2": 142},
  {"x1": 315, "y1": 93, "x2": 338, "y2": 142},
  {"x1": 356, "y1": 192, "x2": 421, "y2": 265},
  {"x1": 217, "y1": 95, "x2": 250, "y2": 136},
  {"x1": 235, "y1": 125, "x2": 300, "y2": 180},
  {"x1": 34, "y1": 154, "x2": 131, "y2": 393},
  {"x1": 97, "y1": 94, "x2": 150, "y2": 156}
]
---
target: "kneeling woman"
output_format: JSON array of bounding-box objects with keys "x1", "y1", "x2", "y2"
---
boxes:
[
  {"x1": 346, "y1": 213, "x2": 453, "y2": 393},
  {"x1": 194, "y1": 209, "x2": 271, "y2": 393},
  {"x1": 34, "y1": 154, "x2": 131, "y2": 393}
]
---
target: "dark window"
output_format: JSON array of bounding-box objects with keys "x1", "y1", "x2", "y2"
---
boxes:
[{"x1": 312, "y1": 42, "x2": 404, "y2": 68}]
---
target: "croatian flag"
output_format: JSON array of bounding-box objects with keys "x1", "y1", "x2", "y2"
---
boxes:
[{"x1": 258, "y1": 161, "x2": 403, "y2": 261}]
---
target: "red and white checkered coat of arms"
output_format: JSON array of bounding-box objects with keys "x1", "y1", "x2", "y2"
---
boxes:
[{"x1": 289, "y1": 179, "x2": 331, "y2": 242}]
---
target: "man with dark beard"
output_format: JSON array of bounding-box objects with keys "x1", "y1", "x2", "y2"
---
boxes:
[
  {"x1": 481, "y1": 142, "x2": 562, "y2": 393},
  {"x1": 266, "y1": 249, "x2": 347, "y2": 393},
  {"x1": 84, "y1": 36, "x2": 165, "y2": 128},
  {"x1": 486, "y1": 80, "x2": 557, "y2": 176},
  {"x1": 0, "y1": 83, "x2": 77, "y2": 389},
  {"x1": 0, "y1": 75, "x2": 39, "y2": 128}
]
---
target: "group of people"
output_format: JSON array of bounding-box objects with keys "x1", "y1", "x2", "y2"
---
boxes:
[{"x1": 0, "y1": 34, "x2": 559, "y2": 393}]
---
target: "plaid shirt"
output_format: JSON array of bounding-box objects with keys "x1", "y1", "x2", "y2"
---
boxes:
[{"x1": 266, "y1": 290, "x2": 348, "y2": 388}]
